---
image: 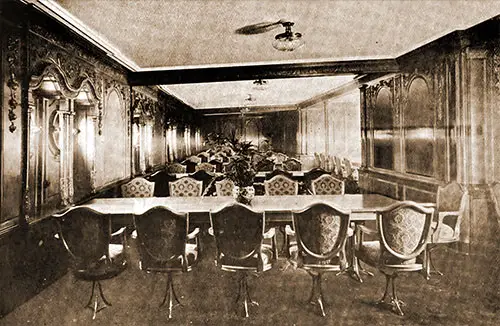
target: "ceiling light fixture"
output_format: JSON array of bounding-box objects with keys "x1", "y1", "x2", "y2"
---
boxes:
[
  {"x1": 272, "y1": 22, "x2": 304, "y2": 51},
  {"x1": 252, "y1": 79, "x2": 268, "y2": 91}
]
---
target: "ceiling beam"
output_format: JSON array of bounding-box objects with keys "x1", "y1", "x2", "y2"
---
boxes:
[{"x1": 128, "y1": 59, "x2": 399, "y2": 85}]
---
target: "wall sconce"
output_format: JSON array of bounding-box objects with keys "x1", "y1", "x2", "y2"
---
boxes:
[
  {"x1": 75, "y1": 88, "x2": 91, "y2": 106},
  {"x1": 38, "y1": 75, "x2": 62, "y2": 98}
]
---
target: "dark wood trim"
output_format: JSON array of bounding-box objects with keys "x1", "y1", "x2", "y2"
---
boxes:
[
  {"x1": 201, "y1": 105, "x2": 297, "y2": 116},
  {"x1": 128, "y1": 59, "x2": 400, "y2": 85}
]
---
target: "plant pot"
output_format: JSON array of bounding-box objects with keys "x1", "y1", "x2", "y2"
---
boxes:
[{"x1": 232, "y1": 185, "x2": 255, "y2": 205}]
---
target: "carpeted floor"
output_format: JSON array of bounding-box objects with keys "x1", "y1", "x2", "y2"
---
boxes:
[{"x1": 1, "y1": 233, "x2": 499, "y2": 326}]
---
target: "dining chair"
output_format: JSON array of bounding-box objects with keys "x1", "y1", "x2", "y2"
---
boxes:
[
  {"x1": 165, "y1": 162, "x2": 186, "y2": 174},
  {"x1": 133, "y1": 206, "x2": 200, "y2": 319},
  {"x1": 190, "y1": 169, "x2": 218, "y2": 196},
  {"x1": 54, "y1": 207, "x2": 127, "y2": 320},
  {"x1": 264, "y1": 174, "x2": 299, "y2": 196},
  {"x1": 209, "y1": 203, "x2": 276, "y2": 317},
  {"x1": 355, "y1": 201, "x2": 433, "y2": 315},
  {"x1": 334, "y1": 156, "x2": 344, "y2": 178},
  {"x1": 425, "y1": 181, "x2": 468, "y2": 279},
  {"x1": 264, "y1": 174, "x2": 299, "y2": 258},
  {"x1": 311, "y1": 174, "x2": 345, "y2": 195},
  {"x1": 195, "y1": 162, "x2": 216, "y2": 173},
  {"x1": 182, "y1": 156, "x2": 201, "y2": 173},
  {"x1": 283, "y1": 158, "x2": 301, "y2": 171},
  {"x1": 209, "y1": 158, "x2": 224, "y2": 173},
  {"x1": 121, "y1": 177, "x2": 155, "y2": 197},
  {"x1": 169, "y1": 177, "x2": 203, "y2": 197},
  {"x1": 197, "y1": 151, "x2": 210, "y2": 163},
  {"x1": 265, "y1": 168, "x2": 294, "y2": 181},
  {"x1": 215, "y1": 178, "x2": 234, "y2": 197},
  {"x1": 302, "y1": 168, "x2": 330, "y2": 195},
  {"x1": 148, "y1": 170, "x2": 177, "y2": 197},
  {"x1": 288, "y1": 203, "x2": 351, "y2": 316}
]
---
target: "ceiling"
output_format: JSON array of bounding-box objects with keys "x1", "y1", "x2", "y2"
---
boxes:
[{"x1": 41, "y1": 0, "x2": 500, "y2": 110}]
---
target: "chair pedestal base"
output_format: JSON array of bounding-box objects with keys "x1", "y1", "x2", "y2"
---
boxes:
[
  {"x1": 85, "y1": 281, "x2": 111, "y2": 320},
  {"x1": 307, "y1": 272, "x2": 328, "y2": 317},
  {"x1": 235, "y1": 273, "x2": 258, "y2": 318},
  {"x1": 424, "y1": 246, "x2": 443, "y2": 280},
  {"x1": 376, "y1": 273, "x2": 406, "y2": 316},
  {"x1": 160, "y1": 273, "x2": 182, "y2": 319},
  {"x1": 349, "y1": 257, "x2": 374, "y2": 283}
]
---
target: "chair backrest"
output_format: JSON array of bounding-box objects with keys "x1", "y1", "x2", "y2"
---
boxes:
[
  {"x1": 264, "y1": 174, "x2": 299, "y2": 196},
  {"x1": 490, "y1": 183, "x2": 500, "y2": 225},
  {"x1": 293, "y1": 203, "x2": 350, "y2": 261},
  {"x1": 210, "y1": 203, "x2": 265, "y2": 264},
  {"x1": 303, "y1": 168, "x2": 329, "y2": 192},
  {"x1": 343, "y1": 158, "x2": 353, "y2": 177},
  {"x1": 311, "y1": 174, "x2": 345, "y2": 195},
  {"x1": 273, "y1": 152, "x2": 288, "y2": 164},
  {"x1": 215, "y1": 178, "x2": 234, "y2": 196},
  {"x1": 190, "y1": 169, "x2": 217, "y2": 195},
  {"x1": 209, "y1": 159, "x2": 224, "y2": 173},
  {"x1": 377, "y1": 201, "x2": 433, "y2": 260},
  {"x1": 169, "y1": 177, "x2": 203, "y2": 197},
  {"x1": 255, "y1": 159, "x2": 274, "y2": 172},
  {"x1": 165, "y1": 162, "x2": 186, "y2": 174},
  {"x1": 121, "y1": 177, "x2": 155, "y2": 198},
  {"x1": 334, "y1": 156, "x2": 344, "y2": 175},
  {"x1": 197, "y1": 152, "x2": 209, "y2": 163},
  {"x1": 195, "y1": 162, "x2": 216, "y2": 173},
  {"x1": 265, "y1": 168, "x2": 294, "y2": 181},
  {"x1": 56, "y1": 207, "x2": 111, "y2": 265},
  {"x1": 436, "y1": 182, "x2": 465, "y2": 212},
  {"x1": 283, "y1": 158, "x2": 302, "y2": 171},
  {"x1": 133, "y1": 206, "x2": 188, "y2": 268},
  {"x1": 149, "y1": 171, "x2": 177, "y2": 197}
]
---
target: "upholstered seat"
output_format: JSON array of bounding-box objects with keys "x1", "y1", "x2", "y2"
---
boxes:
[
  {"x1": 121, "y1": 177, "x2": 155, "y2": 197},
  {"x1": 355, "y1": 201, "x2": 433, "y2": 316},
  {"x1": 133, "y1": 206, "x2": 200, "y2": 319},
  {"x1": 283, "y1": 158, "x2": 301, "y2": 171}
]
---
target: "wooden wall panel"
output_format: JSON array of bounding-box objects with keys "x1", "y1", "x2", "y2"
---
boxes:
[{"x1": 1, "y1": 24, "x2": 23, "y2": 224}]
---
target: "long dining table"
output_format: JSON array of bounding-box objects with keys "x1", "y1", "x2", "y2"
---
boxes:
[{"x1": 79, "y1": 194, "x2": 401, "y2": 223}]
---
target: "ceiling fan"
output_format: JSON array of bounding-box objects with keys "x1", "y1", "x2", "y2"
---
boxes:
[{"x1": 235, "y1": 20, "x2": 304, "y2": 51}]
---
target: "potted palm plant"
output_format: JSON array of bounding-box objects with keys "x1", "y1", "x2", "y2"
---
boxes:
[{"x1": 225, "y1": 138, "x2": 257, "y2": 204}]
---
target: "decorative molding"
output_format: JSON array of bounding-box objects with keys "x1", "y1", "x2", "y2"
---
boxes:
[
  {"x1": 493, "y1": 41, "x2": 500, "y2": 96},
  {"x1": 6, "y1": 34, "x2": 21, "y2": 132}
]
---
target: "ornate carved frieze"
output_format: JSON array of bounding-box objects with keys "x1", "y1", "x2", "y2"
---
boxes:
[
  {"x1": 6, "y1": 33, "x2": 21, "y2": 132},
  {"x1": 493, "y1": 41, "x2": 500, "y2": 96},
  {"x1": 29, "y1": 24, "x2": 127, "y2": 82}
]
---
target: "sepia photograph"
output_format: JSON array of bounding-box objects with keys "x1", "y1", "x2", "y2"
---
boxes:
[{"x1": 0, "y1": 0, "x2": 500, "y2": 324}]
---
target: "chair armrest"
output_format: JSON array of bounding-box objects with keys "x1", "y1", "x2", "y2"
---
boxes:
[
  {"x1": 356, "y1": 224, "x2": 377, "y2": 235},
  {"x1": 285, "y1": 225, "x2": 295, "y2": 236},
  {"x1": 187, "y1": 227, "x2": 200, "y2": 240},
  {"x1": 263, "y1": 227, "x2": 276, "y2": 239},
  {"x1": 111, "y1": 227, "x2": 127, "y2": 237}
]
